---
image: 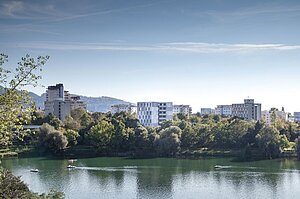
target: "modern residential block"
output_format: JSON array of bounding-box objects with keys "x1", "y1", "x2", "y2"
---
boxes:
[
  {"x1": 173, "y1": 105, "x2": 192, "y2": 116},
  {"x1": 262, "y1": 108, "x2": 288, "y2": 125},
  {"x1": 200, "y1": 108, "x2": 215, "y2": 115},
  {"x1": 294, "y1": 112, "x2": 300, "y2": 122},
  {"x1": 137, "y1": 102, "x2": 173, "y2": 127},
  {"x1": 215, "y1": 105, "x2": 232, "y2": 116}
]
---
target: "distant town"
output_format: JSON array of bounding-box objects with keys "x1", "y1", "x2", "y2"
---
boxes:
[{"x1": 44, "y1": 83, "x2": 299, "y2": 127}]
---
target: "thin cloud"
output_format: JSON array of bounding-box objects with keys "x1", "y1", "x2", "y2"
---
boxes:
[
  {"x1": 202, "y1": 4, "x2": 300, "y2": 22},
  {"x1": 12, "y1": 41, "x2": 300, "y2": 53},
  {"x1": 0, "y1": 0, "x2": 67, "y2": 19}
]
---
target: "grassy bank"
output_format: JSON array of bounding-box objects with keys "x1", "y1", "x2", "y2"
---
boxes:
[{"x1": 1, "y1": 145, "x2": 297, "y2": 161}]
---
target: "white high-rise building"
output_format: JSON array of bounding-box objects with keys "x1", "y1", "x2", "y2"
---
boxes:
[
  {"x1": 215, "y1": 105, "x2": 232, "y2": 116},
  {"x1": 111, "y1": 104, "x2": 137, "y2": 115},
  {"x1": 173, "y1": 105, "x2": 192, "y2": 116},
  {"x1": 44, "y1": 84, "x2": 86, "y2": 121},
  {"x1": 137, "y1": 102, "x2": 173, "y2": 127}
]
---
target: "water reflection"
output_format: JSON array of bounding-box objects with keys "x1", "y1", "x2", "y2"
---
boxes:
[{"x1": 2, "y1": 157, "x2": 300, "y2": 199}]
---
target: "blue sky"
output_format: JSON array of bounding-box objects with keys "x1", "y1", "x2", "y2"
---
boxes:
[{"x1": 1, "y1": 0, "x2": 300, "y2": 112}]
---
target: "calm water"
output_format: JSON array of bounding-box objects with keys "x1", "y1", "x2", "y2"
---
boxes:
[{"x1": 2, "y1": 157, "x2": 300, "y2": 199}]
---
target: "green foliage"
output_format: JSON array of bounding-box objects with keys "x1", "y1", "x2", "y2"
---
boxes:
[
  {"x1": 255, "y1": 126, "x2": 282, "y2": 159},
  {"x1": 180, "y1": 122, "x2": 197, "y2": 148},
  {"x1": 295, "y1": 137, "x2": 300, "y2": 159},
  {"x1": 155, "y1": 126, "x2": 182, "y2": 156},
  {"x1": 39, "y1": 123, "x2": 68, "y2": 154},
  {"x1": 80, "y1": 112, "x2": 93, "y2": 129},
  {"x1": 130, "y1": 125, "x2": 150, "y2": 152},
  {"x1": 0, "y1": 167, "x2": 32, "y2": 198},
  {"x1": 0, "y1": 53, "x2": 49, "y2": 147},
  {"x1": 88, "y1": 120, "x2": 114, "y2": 150},
  {"x1": 64, "y1": 115, "x2": 80, "y2": 131},
  {"x1": 64, "y1": 129, "x2": 79, "y2": 147},
  {"x1": 44, "y1": 114, "x2": 62, "y2": 130},
  {"x1": 0, "y1": 168, "x2": 64, "y2": 199}
]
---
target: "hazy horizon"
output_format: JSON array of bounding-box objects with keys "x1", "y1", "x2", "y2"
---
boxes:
[{"x1": 1, "y1": 0, "x2": 300, "y2": 112}]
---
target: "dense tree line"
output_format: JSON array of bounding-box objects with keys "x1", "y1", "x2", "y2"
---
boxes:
[{"x1": 21, "y1": 109, "x2": 299, "y2": 159}]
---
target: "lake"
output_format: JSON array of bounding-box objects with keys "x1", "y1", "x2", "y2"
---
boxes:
[{"x1": 2, "y1": 157, "x2": 300, "y2": 199}]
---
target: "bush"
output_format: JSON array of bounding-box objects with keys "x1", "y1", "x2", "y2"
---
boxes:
[{"x1": 39, "y1": 123, "x2": 68, "y2": 154}]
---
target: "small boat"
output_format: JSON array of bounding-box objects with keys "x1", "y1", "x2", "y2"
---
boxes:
[
  {"x1": 68, "y1": 159, "x2": 78, "y2": 163},
  {"x1": 214, "y1": 165, "x2": 232, "y2": 169},
  {"x1": 30, "y1": 169, "x2": 39, "y2": 172},
  {"x1": 67, "y1": 165, "x2": 76, "y2": 169}
]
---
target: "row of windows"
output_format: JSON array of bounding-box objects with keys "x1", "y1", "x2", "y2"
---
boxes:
[
  {"x1": 159, "y1": 107, "x2": 167, "y2": 110},
  {"x1": 139, "y1": 115, "x2": 151, "y2": 119},
  {"x1": 138, "y1": 103, "x2": 152, "y2": 107},
  {"x1": 138, "y1": 111, "x2": 152, "y2": 115},
  {"x1": 140, "y1": 119, "x2": 152, "y2": 124},
  {"x1": 138, "y1": 107, "x2": 152, "y2": 111}
]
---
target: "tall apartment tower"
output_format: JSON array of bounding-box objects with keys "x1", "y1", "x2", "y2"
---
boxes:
[
  {"x1": 231, "y1": 99, "x2": 261, "y2": 120},
  {"x1": 44, "y1": 84, "x2": 86, "y2": 121},
  {"x1": 137, "y1": 102, "x2": 173, "y2": 127}
]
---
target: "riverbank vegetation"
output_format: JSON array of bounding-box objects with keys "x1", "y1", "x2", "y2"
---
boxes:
[
  {"x1": 0, "y1": 53, "x2": 65, "y2": 198},
  {"x1": 6, "y1": 108, "x2": 299, "y2": 161},
  {"x1": 0, "y1": 168, "x2": 64, "y2": 199}
]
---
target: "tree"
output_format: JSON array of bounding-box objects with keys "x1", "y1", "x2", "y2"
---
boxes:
[
  {"x1": 295, "y1": 136, "x2": 300, "y2": 160},
  {"x1": 0, "y1": 168, "x2": 64, "y2": 199},
  {"x1": 80, "y1": 112, "x2": 93, "y2": 129},
  {"x1": 155, "y1": 126, "x2": 182, "y2": 156},
  {"x1": 44, "y1": 113, "x2": 62, "y2": 130},
  {"x1": 71, "y1": 108, "x2": 86, "y2": 122},
  {"x1": 129, "y1": 125, "x2": 149, "y2": 152},
  {"x1": 180, "y1": 123, "x2": 197, "y2": 148},
  {"x1": 64, "y1": 129, "x2": 79, "y2": 147},
  {"x1": 88, "y1": 120, "x2": 114, "y2": 150},
  {"x1": 64, "y1": 115, "x2": 80, "y2": 131},
  {"x1": 255, "y1": 125, "x2": 282, "y2": 159},
  {"x1": 39, "y1": 123, "x2": 68, "y2": 154},
  {"x1": 0, "y1": 53, "x2": 49, "y2": 147},
  {"x1": 111, "y1": 118, "x2": 130, "y2": 151}
]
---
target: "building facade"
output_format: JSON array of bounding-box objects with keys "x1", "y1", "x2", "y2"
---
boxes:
[
  {"x1": 215, "y1": 105, "x2": 232, "y2": 116},
  {"x1": 231, "y1": 99, "x2": 261, "y2": 120},
  {"x1": 44, "y1": 84, "x2": 86, "y2": 121},
  {"x1": 200, "y1": 108, "x2": 215, "y2": 115},
  {"x1": 111, "y1": 104, "x2": 137, "y2": 115},
  {"x1": 137, "y1": 102, "x2": 173, "y2": 127},
  {"x1": 173, "y1": 105, "x2": 192, "y2": 116},
  {"x1": 294, "y1": 112, "x2": 300, "y2": 122},
  {"x1": 262, "y1": 108, "x2": 288, "y2": 125}
]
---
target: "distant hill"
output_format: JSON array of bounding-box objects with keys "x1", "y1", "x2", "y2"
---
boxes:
[
  {"x1": 0, "y1": 86, "x2": 132, "y2": 113},
  {"x1": 38, "y1": 93, "x2": 132, "y2": 113}
]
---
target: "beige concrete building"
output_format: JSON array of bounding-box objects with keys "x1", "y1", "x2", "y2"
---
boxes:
[
  {"x1": 262, "y1": 108, "x2": 288, "y2": 125},
  {"x1": 231, "y1": 99, "x2": 261, "y2": 121},
  {"x1": 44, "y1": 84, "x2": 86, "y2": 121}
]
